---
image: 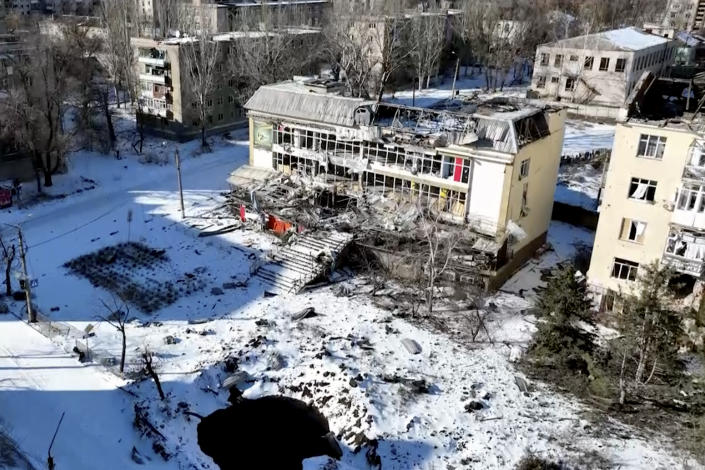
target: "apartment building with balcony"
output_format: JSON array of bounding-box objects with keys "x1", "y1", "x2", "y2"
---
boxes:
[
  {"x1": 132, "y1": 28, "x2": 320, "y2": 141},
  {"x1": 587, "y1": 76, "x2": 705, "y2": 309},
  {"x1": 663, "y1": 0, "x2": 705, "y2": 32},
  {"x1": 529, "y1": 28, "x2": 677, "y2": 115},
  {"x1": 236, "y1": 79, "x2": 566, "y2": 288}
]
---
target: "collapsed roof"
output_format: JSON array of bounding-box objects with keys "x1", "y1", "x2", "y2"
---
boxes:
[{"x1": 245, "y1": 81, "x2": 554, "y2": 154}]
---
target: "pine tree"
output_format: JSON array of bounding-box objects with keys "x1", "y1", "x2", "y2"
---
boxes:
[
  {"x1": 616, "y1": 262, "x2": 683, "y2": 402},
  {"x1": 531, "y1": 263, "x2": 596, "y2": 360}
]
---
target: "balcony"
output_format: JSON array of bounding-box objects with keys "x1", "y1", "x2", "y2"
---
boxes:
[
  {"x1": 662, "y1": 253, "x2": 705, "y2": 277},
  {"x1": 139, "y1": 98, "x2": 173, "y2": 119},
  {"x1": 138, "y1": 56, "x2": 167, "y2": 67},
  {"x1": 139, "y1": 73, "x2": 167, "y2": 85}
]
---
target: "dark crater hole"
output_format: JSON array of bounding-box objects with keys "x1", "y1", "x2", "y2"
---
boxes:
[{"x1": 197, "y1": 395, "x2": 342, "y2": 470}]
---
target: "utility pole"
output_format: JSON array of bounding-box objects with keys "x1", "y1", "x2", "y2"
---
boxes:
[
  {"x1": 175, "y1": 149, "x2": 185, "y2": 219},
  {"x1": 17, "y1": 227, "x2": 35, "y2": 323},
  {"x1": 451, "y1": 57, "x2": 460, "y2": 99}
]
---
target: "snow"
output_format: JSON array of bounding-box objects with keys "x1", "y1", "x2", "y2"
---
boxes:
[
  {"x1": 602, "y1": 27, "x2": 672, "y2": 51},
  {"x1": 554, "y1": 120, "x2": 616, "y2": 211},
  {"x1": 386, "y1": 68, "x2": 530, "y2": 109},
  {"x1": 0, "y1": 109, "x2": 700, "y2": 470}
]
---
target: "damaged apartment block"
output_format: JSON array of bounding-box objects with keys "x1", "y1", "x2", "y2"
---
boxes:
[
  {"x1": 229, "y1": 78, "x2": 566, "y2": 291},
  {"x1": 588, "y1": 72, "x2": 705, "y2": 311}
]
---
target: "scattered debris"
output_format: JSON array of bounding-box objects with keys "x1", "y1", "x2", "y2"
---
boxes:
[
  {"x1": 515, "y1": 375, "x2": 530, "y2": 395},
  {"x1": 292, "y1": 307, "x2": 317, "y2": 321},
  {"x1": 401, "y1": 338, "x2": 422, "y2": 355}
]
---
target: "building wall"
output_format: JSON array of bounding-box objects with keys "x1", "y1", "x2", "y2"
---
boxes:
[
  {"x1": 587, "y1": 122, "x2": 696, "y2": 296},
  {"x1": 132, "y1": 37, "x2": 247, "y2": 141},
  {"x1": 663, "y1": 0, "x2": 705, "y2": 31},
  {"x1": 505, "y1": 109, "x2": 566, "y2": 255},
  {"x1": 530, "y1": 43, "x2": 674, "y2": 108}
]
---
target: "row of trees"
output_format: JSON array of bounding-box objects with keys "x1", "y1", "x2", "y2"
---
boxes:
[
  {"x1": 530, "y1": 262, "x2": 687, "y2": 406},
  {"x1": 0, "y1": 0, "x2": 671, "y2": 186}
]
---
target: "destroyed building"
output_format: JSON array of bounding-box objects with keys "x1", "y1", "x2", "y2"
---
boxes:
[
  {"x1": 588, "y1": 72, "x2": 705, "y2": 310},
  {"x1": 229, "y1": 79, "x2": 566, "y2": 289}
]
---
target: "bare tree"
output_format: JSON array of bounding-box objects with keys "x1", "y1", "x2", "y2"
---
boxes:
[
  {"x1": 153, "y1": 0, "x2": 182, "y2": 39},
  {"x1": 409, "y1": 8, "x2": 446, "y2": 90},
  {"x1": 61, "y1": 21, "x2": 117, "y2": 150},
  {"x1": 418, "y1": 209, "x2": 460, "y2": 314},
  {"x1": 322, "y1": 0, "x2": 415, "y2": 99},
  {"x1": 1, "y1": 24, "x2": 75, "y2": 190},
  {"x1": 142, "y1": 348, "x2": 166, "y2": 400},
  {"x1": 100, "y1": 0, "x2": 138, "y2": 110},
  {"x1": 322, "y1": 3, "x2": 375, "y2": 98},
  {"x1": 456, "y1": 0, "x2": 551, "y2": 91},
  {"x1": 97, "y1": 297, "x2": 131, "y2": 374},
  {"x1": 0, "y1": 233, "x2": 16, "y2": 297},
  {"x1": 228, "y1": 4, "x2": 322, "y2": 104},
  {"x1": 179, "y1": 6, "x2": 220, "y2": 150}
]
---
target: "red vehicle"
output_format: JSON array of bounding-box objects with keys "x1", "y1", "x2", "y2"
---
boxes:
[{"x1": 0, "y1": 187, "x2": 12, "y2": 208}]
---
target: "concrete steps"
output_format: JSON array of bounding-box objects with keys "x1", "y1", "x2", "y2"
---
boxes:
[{"x1": 255, "y1": 231, "x2": 353, "y2": 295}]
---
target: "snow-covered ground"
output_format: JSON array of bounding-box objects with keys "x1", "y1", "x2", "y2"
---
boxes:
[
  {"x1": 386, "y1": 68, "x2": 530, "y2": 109},
  {"x1": 554, "y1": 120, "x2": 616, "y2": 211},
  {"x1": 0, "y1": 112, "x2": 699, "y2": 469}
]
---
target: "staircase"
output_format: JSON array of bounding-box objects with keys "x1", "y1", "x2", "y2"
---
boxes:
[{"x1": 255, "y1": 231, "x2": 353, "y2": 294}]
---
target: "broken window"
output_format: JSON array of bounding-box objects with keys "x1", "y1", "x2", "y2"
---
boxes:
[
  {"x1": 637, "y1": 134, "x2": 666, "y2": 159},
  {"x1": 521, "y1": 182, "x2": 529, "y2": 217},
  {"x1": 620, "y1": 218, "x2": 647, "y2": 243},
  {"x1": 565, "y1": 77, "x2": 576, "y2": 91},
  {"x1": 540, "y1": 53, "x2": 549, "y2": 66},
  {"x1": 584, "y1": 56, "x2": 594, "y2": 69},
  {"x1": 554, "y1": 54, "x2": 563, "y2": 67},
  {"x1": 615, "y1": 58, "x2": 626, "y2": 72},
  {"x1": 550, "y1": 76, "x2": 559, "y2": 83},
  {"x1": 599, "y1": 57, "x2": 610, "y2": 71},
  {"x1": 628, "y1": 177, "x2": 657, "y2": 202},
  {"x1": 569, "y1": 55, "x2": 578, "y2": 62},
  {"x1": 676, "y1": 184, "x2": 705, "y2": 212},
  {"x1": 536, "y1": 76, "x2": 546, "y2": 89},
  {"x1": 612, "y1": 258, "x2": 639, "y2": 281},
  {"x1": 665, "y1": 231, "x2": 705, "y2": 261},
  {"x1": 519, "y1": 159, "x2": 530, "y2": 179}
]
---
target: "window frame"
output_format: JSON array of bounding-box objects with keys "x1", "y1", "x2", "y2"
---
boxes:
[
  {"x1": 554, "y1": 54, "x2": 563, "y2": 68},
  {"x1": 584, "y1": 56, "x2": 594, "y2": 69},
  {"x1": 619, "y1": 218, "x2": 647, "y2": 244},
  {"x1": 628, "y1": 177, "x2": 658, "y2": 202},
  {"x1": 636, "y1": 134, "x2": 667, "y2": 159},
  {"x1": 540, "y1": 53, "x2": 549, "y2": 66},
  {"x1": 615, "y1": 58, "x2": 626, "y2": 72},
  {"x1": 519, "y1": 158, "x2": 530, "y2": 179},
  {"x1": 536, "y1": 76, "x2": 546, "y2": 89},
  {"x1": 565, "y1": 77, "x2": 576, "y2": 91},
  {"x1": 599, "y1": 57, "x2": 610, "y2": 71},
  {"x1": 612, "y1": 258, "x2": 639, "y2": 281}
]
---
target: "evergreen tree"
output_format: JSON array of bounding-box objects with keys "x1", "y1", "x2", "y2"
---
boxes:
[
  {"x1": 616, "y1": 262, "x2": 683, "y2": 402},
  {"x1": 531, "y1": 263, "x2": 596, "y2": 360}
]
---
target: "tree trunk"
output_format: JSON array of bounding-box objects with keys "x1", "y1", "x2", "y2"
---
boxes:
[
  {"x1": 4, "y1": 257, "x2": 12, "y2": 296},
  {"x1": 201, "y1": 125, "x2": 207, "y2": 150},
  {"x1": 119, "y1": 330, "x2": 126, "y2": 374},
  {"x1": 101, "y1": 91, "x2": 117, "y2": 147},
  {"x1": 43, "y1": 169, "x2": 53, "y2": 188},
  {"x1": 618, "y1": 350, "x2": 627, "y2": 405},
  {"x1": 145, "y1": 359, "x2": 165, "y2": 400}
]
